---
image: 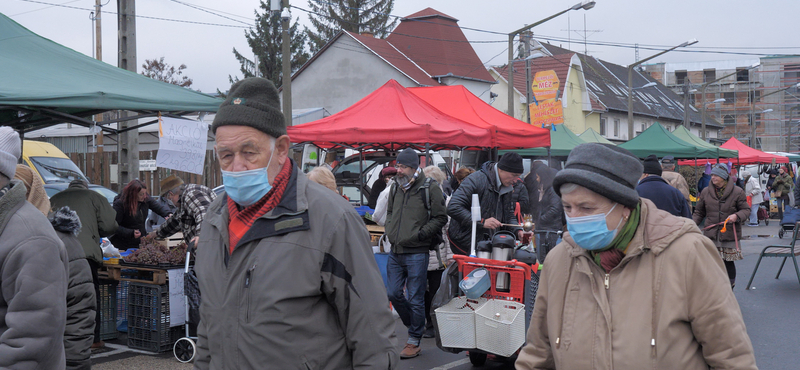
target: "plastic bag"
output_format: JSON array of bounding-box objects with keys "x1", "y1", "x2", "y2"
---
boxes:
[
  {"x1": 101, "y1": 238, "x2": 121, "y2": 258},
  {"x1": 372, "y1": 180, "x2": 394, "y2": 226},
  {"x1": 429, "y1": 262, "x2": 462, "y2": 353}
]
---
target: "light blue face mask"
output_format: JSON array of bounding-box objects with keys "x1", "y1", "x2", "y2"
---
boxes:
[
  {"x1": 221, "y1": 141, "x2": 276, "y2": 207},
  {"x1": 564, "y1": 203, "x2": 624, "y2": 251}
]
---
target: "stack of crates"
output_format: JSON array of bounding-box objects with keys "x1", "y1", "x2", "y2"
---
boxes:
[
  {"x1": 116, "y1": 281, "x2": 129, "y2": 332},
  {"x1": 127, "y1": 282, "x2": 182, "y2": 352},
  {"x1": 98, "y1": 279, "x2": 118, "y2": 341}
]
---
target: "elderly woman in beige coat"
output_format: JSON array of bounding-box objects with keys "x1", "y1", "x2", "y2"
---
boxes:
[{"x1": 516, "y1": 143, "x2": 756, "y2": 370}]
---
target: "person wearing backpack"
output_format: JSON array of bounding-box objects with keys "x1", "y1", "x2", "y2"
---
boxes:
[{"x1": 385, "y1": 148, "x2": 447, "y2": 359}]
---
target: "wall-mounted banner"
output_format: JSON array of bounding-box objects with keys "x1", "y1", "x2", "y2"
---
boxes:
[
  {"x1": 531, "y1": 70, "x2": 561, "y2": 101},
  {"x1": 529, "y1": 98, "x2": 564, "y2": 126},
  {"x1": 156, "y1": 116, "x2": 208, "y2": 175}
]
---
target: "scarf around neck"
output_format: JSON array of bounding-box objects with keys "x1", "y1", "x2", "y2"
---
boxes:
[{"x1": 591, "y1": 203, "x2": 641, "y2": 273}]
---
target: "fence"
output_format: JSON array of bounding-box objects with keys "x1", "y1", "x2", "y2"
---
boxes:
[{"x1": 68, "y1": 150, "x2": 222, "y2": 195}]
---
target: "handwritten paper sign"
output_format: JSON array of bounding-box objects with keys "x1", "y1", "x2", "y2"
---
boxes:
[
  {"x1": 156, "y1": 117, "x2": 208, "y2": 175},
  {"x1": 167, "y1": 268, "x2": 186, "y2": 327}
]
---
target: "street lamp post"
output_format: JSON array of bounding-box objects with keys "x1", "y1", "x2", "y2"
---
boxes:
[
  {"x1": 507, "y1": 0, "x2": 595, "y2": 118},
  {"x1": 750, "y1": 82, "x2": 800, "y2": 149},
  {"x1": 700, "y1": 62, "x2": 760, "y2": 140},
  {"x1": 627, "y1": 39, "x2": 697, "y2": 141}
]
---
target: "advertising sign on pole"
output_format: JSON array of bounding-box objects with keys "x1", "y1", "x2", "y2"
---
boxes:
[
  {"x1": 156, "y1": 116, "x2": 208, "y2": 175},
  {"x1": 529, "y1": 99, "x2": 564, "y2": 126},
  {"x1": 531, "y1": 70, "x2": 561, "y2": 101}
]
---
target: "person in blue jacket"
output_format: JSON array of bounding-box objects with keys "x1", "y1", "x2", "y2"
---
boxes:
[{"x1": 636, "y1": 155, "x2": 692, "y2": 218}]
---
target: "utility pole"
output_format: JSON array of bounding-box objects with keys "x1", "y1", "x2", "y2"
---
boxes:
[
  {"x1": 281, "y1": 0, "x2": 292, "y2": 127},
  {"x1": 682, "y1": 79, "x2": 690, "y2": 127},
  {"x1": 118, "y1": 0, "x2": 138, "y2": 185},
  {"x1": 94, "y1": 0, "x2": 104, "y2": 185},
  {"x1": 522, "y1": 31, "x2": 532, "y2": 124}
]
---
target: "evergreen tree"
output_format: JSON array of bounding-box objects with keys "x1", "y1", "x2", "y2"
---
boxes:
[
  {"x1": 229, "y1": 1, "x2": 310, "y2": 89},
  {"x1": 306, "y1": 0, "x2": 397, "y2": 54}
]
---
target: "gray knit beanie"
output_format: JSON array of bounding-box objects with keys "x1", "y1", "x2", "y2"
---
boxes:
[
  {"x1": 710, "y1": 163, "x2": 729, "y2": 180},
  {"x1": 0, "y1": 127, "x2": 21, "y2": 180},
  {"x1": 553, "y1": 143, "x2": 643, "y2": 208},
  {"x1": 396, "y1": 148, "x2": 419, "y2": 169},
  {"x1": 212, "y1": 77, "x2": 286, "y2": 138}
]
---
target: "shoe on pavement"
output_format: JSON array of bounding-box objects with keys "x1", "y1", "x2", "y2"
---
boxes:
[
  {"x1": 91, "y1": 341, "x2": 105, "y2": 349},
  {"x1": 400, "y1": 343, "x2": 421, "y2": 359},
  {"x1": 422, "y1": 327, "x2": 435, "y2": 338},
  {"x1": 747, "y1": 223, "x2": 759, "y2": 227}
]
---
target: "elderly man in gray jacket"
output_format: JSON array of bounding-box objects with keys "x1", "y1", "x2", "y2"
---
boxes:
[
  {"x1": 0, "y1": 127, "x2": 69, "y2": 370},
  {"x1": 193, "y1": 78, "x2": 398, "y2": 370}
]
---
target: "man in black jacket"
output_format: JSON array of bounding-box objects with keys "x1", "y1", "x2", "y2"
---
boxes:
[
  {"x1": 385, "y1": 148, "x2": 447, "y2": 359},
  {"x1": 636, "y1": 155, "x2": 692, "y2": 218},
  {"x1": 447, "y1": 153, "x2": 526, "y2": 255}
]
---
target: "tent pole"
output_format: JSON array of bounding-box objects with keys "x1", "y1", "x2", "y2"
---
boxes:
[
  {"x1": 547, "y1": 147, "x2": 552, "y2": 168},
  {"x1": 359, "y1": 149, "x2": 364, "y2": 206}
]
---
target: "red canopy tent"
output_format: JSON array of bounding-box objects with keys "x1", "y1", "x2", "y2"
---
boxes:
[
  {"x1": 678, "y1": 137, "x2": 789, "y2": 165},
  {"x1": 408, "y1": 85, "x2": 550, "y2": 149},
  {"x1": 287, "y1": 80, "x2": 493, "y2": 150}
]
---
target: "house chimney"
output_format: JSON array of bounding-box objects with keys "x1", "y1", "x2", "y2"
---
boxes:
[{"x1": 360, "y1": 31, "x2": 374, "y2": 38}]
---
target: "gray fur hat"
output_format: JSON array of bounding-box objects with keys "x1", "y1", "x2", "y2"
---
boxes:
[{"x1": 553, "y1": 143, "x2": 643, "y2": 208}]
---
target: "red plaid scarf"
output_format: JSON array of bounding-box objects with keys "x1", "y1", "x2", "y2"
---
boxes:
[{"x1": 227, "y1": 160, "x2": 292, "y2": 253}]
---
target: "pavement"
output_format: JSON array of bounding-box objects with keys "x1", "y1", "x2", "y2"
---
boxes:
[{"x1": 91, "y1": 220, "x2": 800, "y2": 369}]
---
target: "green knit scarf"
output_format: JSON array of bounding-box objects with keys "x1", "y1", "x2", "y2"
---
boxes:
[{"x1": 591, "y1": 203, "x2": 641, "y2": 270}]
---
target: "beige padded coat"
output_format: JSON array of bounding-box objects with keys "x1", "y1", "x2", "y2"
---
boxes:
[{"x1": 516, "y1": 199, "x2": 757, "y2": 370}]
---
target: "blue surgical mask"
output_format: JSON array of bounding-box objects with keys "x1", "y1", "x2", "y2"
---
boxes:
[
  {"x1": 564, "y1": 203, "x2": 624, "y2": 251},
  {"x1": 221, "y1": 142, "x2": 275, "y2": 207}
]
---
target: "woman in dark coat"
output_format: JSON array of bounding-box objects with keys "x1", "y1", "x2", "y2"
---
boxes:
[
  {"x1": 110, "y1": 179, "x2": 171, "y2": 250},
  {"x1": 532, "y1": 164, "x2": 565, "y2": 264},
  {"x1": 693, "y1": 163, "x2": 750, "y2": 288},
  {"x1": 49, "y1": 206, "x2": 95, "y2": 370}
]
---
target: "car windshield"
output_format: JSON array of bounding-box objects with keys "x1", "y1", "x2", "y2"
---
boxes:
[
  {"x1": 29, "y1": 156, "x2": 88, "y2": 183},
  {"x1": 91, "y1": 187, "x2": 118, "y2": 204}
]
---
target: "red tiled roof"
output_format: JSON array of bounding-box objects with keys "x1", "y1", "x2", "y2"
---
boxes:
[
  {"x1": 403, "y1": 7, "x2": 458, "y2": 22},
  {"x1": 589, "y1": 92, "x2": 607, "y2": 112},
  {"x1": 386, "y1": 8, "x2": 494, "y2": 83},
  {"x1": 346, "y1": 32, "x2": 440, "y2": 86},
  {"x1": 493, "y1": 53, "x2": 575, "y2": 97}
]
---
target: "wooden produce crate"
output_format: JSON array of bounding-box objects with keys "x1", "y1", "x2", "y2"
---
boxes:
[
  {"x1": 366, "y1": 225, "x2": 385, "y2": 247},
  {"x1": 103, "y1": 264, "x2": 169, "y2": 285}
]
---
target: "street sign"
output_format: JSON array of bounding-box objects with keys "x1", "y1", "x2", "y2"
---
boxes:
[{"x1": 139, "y1": 159, "x2": 157, "y2": 172}]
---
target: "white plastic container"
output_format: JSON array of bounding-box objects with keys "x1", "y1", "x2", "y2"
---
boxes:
[
  {"x1": 434, "y1": 296, "x2": 487, "y2": 349},
  {"x1": 475, "y1": 300, "x2": 526, "y2": 357}
]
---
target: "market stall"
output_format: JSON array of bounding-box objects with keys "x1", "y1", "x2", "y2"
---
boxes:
[
  {"x1": 578, "y1": 127, "x2": 616, "y2": 145},
  {"x1": 500, "y1": 124, "x2": 586, "y2": 158},
  {"x1": 619, "y1": 123, "x2": 723, "y2": 159}
]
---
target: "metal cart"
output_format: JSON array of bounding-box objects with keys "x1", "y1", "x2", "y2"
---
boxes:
[{"x1": 173, "y1": 242, "x2": 198, "y2": 363}]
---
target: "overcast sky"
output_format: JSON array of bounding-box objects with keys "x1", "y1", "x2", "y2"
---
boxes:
[{"x1": 3, "y1": 0, "x2": 798, "y2": 94}]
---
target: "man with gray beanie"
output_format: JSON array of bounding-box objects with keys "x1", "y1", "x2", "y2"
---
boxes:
[
  {"x1": 385, "y1": 148, "x2": 447, "y2": 358},
  {"x1": 447, "y1": 152, "x2": 528, "y2": 255},
  {"x1": 517, "y1": 143, "x2": 757, "y2": 370},
  {"x1": 636, "y1": 154, "x2": 691, "y2": 218},
  {"x1": 0, "y1": 126, "x2": 70, "y2": 370},
  {"x1": 193, "y1": 78, "x2": 398, "y2": 369}
]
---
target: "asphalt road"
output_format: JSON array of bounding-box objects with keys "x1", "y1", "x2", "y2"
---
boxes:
[{"x1": 93, "y1": 222, "x2": 800, "y2": 370}]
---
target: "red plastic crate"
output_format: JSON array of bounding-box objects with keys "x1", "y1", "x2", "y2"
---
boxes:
[{"x1": 454, "y1": 255, "x2": 534, "y2": 304}]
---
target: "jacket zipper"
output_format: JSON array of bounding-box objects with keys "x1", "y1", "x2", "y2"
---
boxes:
[
  {"x1": 245, "y1": 263, "x2": 257, "y2": 322},
  {"x1": 604, "y1": 273, "x2": 610, "y2": 290},
  {"x1": 392, "y1": 188, "x2": 411, "y2": 246}
]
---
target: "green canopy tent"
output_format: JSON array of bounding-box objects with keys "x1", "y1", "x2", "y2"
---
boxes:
[
  {"x1": 579, "y1": 127, "x2": 615, "y2": 145},
  {"x1": 671, "y1": 126, "x2": 738, "y2": 158},
  {"x1": 619, "y1": 123, "x2": 722, "y2": 159},
  {"x1": 0, "y1": 12, "x2": 222, "y2": 134},
  {"x1": 501, "y1": 124, "x2": 586, "y2": 157}
]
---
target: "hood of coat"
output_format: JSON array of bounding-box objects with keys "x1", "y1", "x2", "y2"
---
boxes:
[
  {"x1": 49, "y1": 206, "x2": 82, "y2": 236},
  {"x1": 562, "y1": 198, "x2": 699, "y2": 259}
]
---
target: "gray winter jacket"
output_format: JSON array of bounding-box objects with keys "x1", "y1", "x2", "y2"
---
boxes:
[
  {"x1": 50, "y1": 207, "x2": 96, "y2": 370},
  {"x1": 0, "y1": 180, "x2": 69, "y2": 370},
  {"x1": 193, "y1": 163, "x2": 398, "y2": 370}
]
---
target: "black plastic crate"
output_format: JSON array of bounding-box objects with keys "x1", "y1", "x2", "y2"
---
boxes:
[
  {"x1": 127, "y1": 282, "x2": 182, "y2": 352},
  {"x1": 98, "y1": 279, "x2": 118, "y2": 341}
]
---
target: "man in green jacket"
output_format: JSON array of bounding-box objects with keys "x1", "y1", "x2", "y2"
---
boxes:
[
  {"x1": 50, "y1": 178, "x2": 118, "y2": 347},
  {"x1": 385, "y1": 148, "x2": 447, "y2": 359},
  {"x1": 194, "y1": 78, "x2": 398, "y2": 370}
]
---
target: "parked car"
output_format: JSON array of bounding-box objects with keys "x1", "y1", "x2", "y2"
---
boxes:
[
  {"x1": 22, "y1": 140, "x2": 89, "y2": 184},
  {"x1": 43, "y1": 182, "x2": 117, "y2": 204}
]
